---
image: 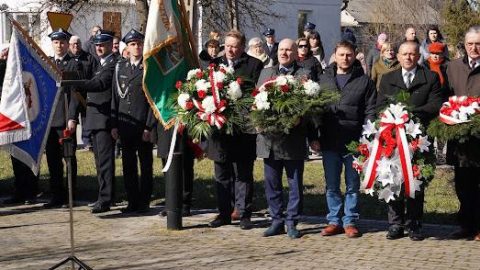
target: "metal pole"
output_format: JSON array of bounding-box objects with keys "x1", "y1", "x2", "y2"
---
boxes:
[{"x1": 165, "y1": 152, "x2": 183, "y2": 230}]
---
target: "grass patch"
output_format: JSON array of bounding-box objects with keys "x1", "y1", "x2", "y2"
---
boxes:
[{"x1": 0, "y1": 151, "x2": 459, "y2": 224}]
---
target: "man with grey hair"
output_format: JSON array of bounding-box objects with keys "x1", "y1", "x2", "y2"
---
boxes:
[
  {"x1": 83, "y1": 25, "x2": 102, "y2": 60},
  {"x1": 257, "y1": 38, "x2": 317, "y2": 239},
  {"x1": 446, "y1": 25, "x2": 480, "y2": 241}
]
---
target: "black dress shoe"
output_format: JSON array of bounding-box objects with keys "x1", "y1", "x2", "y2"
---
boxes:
[
  {"x1": 2, "y1": 197, "x2": 25, "y2": 205},
  {"x1": 386, "y1": 225, "x2": 404, "y2": 240},
  {"x1": 24, "y1": 199, "x2": 37, "y2": 205},
  {"x1": 88, "y1": 201, "x2": 99, "y2": 207},
  {"x1": 449, "y1": 228, "x2": 475, "y2": 239},
  {"x1": 182, "y1": 206, "x2": 191, "y2": 217},
  {"x1": 43, "y1": 200, "x2": 64, "y2": 209},
  {"x1": 120, "y1": 205, "x2": 137, "y2": 213},
  {"x1": 239, "y1": 217, "x2": 252, "y2": 230},
  {"x1": 91, "y1": 204, "x2": 110, "y2": 213},
  {"x1": 263, "y1": 222, "x2": 285, "y2": 237},
  {"x1": 408, "y1": 227, "x2": 425, "y2": 241},
  {"x1": 209, "y1": 215, "x2": 231, "y2": 228}
]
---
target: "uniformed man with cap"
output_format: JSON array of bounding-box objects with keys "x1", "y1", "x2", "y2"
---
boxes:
[
  {"x1": 303, "y1": 22, "x2": 316, "y2": 38},
  {"x1": 111, "y1": 29, "x2": 155, "y2": 214},
  {"x1": 44, "y1": 28, "x2": 82, "y2": 208},
  {"x1": 71, "y1": 29, "x2": 118, "y2": 213},
  {"x1": 263, "y1": 28, "x2": 278, "y2": 65}
]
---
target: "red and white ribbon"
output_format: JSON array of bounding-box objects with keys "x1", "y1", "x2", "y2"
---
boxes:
[
  {"x1": 191, "y1": 98, "x2": 227, "y2": 129},
  {"x1": 439, "y1": 96, "x2": 479, "y2": 125},
  {"x1": 362, "y1": 109, "x2": 416, "y2": 198}
]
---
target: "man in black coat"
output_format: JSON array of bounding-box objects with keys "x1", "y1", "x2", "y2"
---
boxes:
[
  {"x1": 72, "y1": 29, "x2": 118, "y2": 213},
  {"x1": 44, "y1": 29, "x2": 82, "y2": 208},
  {"x1": 111, "y1": 29, "x2": 155, "y2": 214},
  {"x1": 256, "y1": 38, "x2": 318, "y2": 238},
  {"x1": 318, "y1": 40, "x2": 377, "y2": 238},
  {"x1": 69, "y1": 35, "x2": 98, "y2": 148},
  {"x1": 263, "y1": 28, "x2": 279, "y2": 66},
  {"x1": 207, "y1": 30, "x2": 264, "y2": 229},
  {"x1": 377, "y1": 41, "x2": 443, "y2": 241}
]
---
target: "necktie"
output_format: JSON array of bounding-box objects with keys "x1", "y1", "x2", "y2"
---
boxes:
[
  {"x1": 131, "y1": 64, "x2": 135, "y2": 71},
  {"x1": 404, "y1": 72, "x2": 412, "y2": 88},
  {"x1": 55, "y1": 59, "x2": 61, "y2": 66},
  {"x1": 279, "y1": 67, "x2": 289, "y2": 75},
  {"x1": 471, "y1": 60, "x2": 477, "y2": 70}
]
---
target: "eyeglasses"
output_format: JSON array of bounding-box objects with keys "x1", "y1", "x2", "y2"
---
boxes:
[{"x1": 298, "y1": 44, "x2": 308, "y2": 48}]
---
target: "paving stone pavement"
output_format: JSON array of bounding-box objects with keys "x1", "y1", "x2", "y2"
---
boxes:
[{"x1": 0, "y1": 203, "x2": 479, "y2": 270}]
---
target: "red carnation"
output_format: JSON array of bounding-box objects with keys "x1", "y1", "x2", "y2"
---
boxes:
[
  {"x1": 209, "y1": 63, "x2": 216, "y2": 69},
  {"x1": 413, "y1": 164, "x2": 420, "y2": 178},
  {"x1": 196, "y1": 71, "x2": 203, "y2": 79},
  {"x1": 198, "y1": 90, "x2": 206, "y2": 99},
  {"x1": 252, "y1": 88, "x2": 260, "y2": 97},
  {"x1": 357, "y1": 144, "x2": 370, "y2": 157},
  {"x1": 219, "y1": 99, "x2": 227, "y2": 107},
  {"x1": 175, "y1": 80, "x2": 182, "y2": 90},
  {"x1": 280, "y1": 84, "x2": 290, "y2": 93},
  {"x1": 219, "y1": 67, "x2": 226, "y2": 73},
  {"x1": 236, "y1": 78, "x2": 243, "y2": 85},
  {"x1": 410, "y1": 139, "x2": 419, "y2": 151},
  {"x1": 185, "y1": 101, "x2": 194, "y2": 110},
  {"x1": 216, "y1": 82, "x2": 224, "y2": 90}
]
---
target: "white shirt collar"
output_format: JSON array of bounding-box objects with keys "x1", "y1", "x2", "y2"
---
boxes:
[
  {"x1": 402, "y1": 67, "x2": 417, "y2": 77},
  {"x1": 130, "y1": 59, "x2": 142, "y2": 66},
  {"x1": 100, "y1": 53, "x2": 113, "y2": 65},
  {"x1": 54, "y1": 54, "x2": 67, "y2": 61}
]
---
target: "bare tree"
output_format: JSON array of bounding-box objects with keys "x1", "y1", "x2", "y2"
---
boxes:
[{"x1": 199, "y1": 0, "x2": 282, "y2": 32}]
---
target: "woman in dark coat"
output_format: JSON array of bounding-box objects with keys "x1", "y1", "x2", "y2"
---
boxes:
[{"x1": 296, "y1": 37, "x2": 323, "y2": 81}]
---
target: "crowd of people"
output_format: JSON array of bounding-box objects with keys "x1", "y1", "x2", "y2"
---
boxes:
[{"x1": 0, "y1": 21, "x2": 479, "y2": 241}]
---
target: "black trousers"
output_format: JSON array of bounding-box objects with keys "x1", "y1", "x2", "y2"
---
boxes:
[
  {"x1": 214, "y1": 159, "x2": 254, "y2": 219},
  {"x1": 122, "y1": 136, "x2": 153, "y2": 208},
  {"x1": 11, "y1": 156, "x2": 38, "y2": 200},
  {"x1": 162, "y1": 154, "x2": 194, "y2": 207},
  {"x1": 45, "y1": 127, "x2": 77, "y2": 202},
  {"x1": 91, "y1": 129, "x2": 115, "y2": 206},
  {"x1": 454, "y1": 167, "x2": 480, "y2": 231},
  {"x1": 387, "y1": 185, "x2": 425, "y2": 229}
]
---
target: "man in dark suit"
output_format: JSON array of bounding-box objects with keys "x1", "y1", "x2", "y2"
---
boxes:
[
  {"x1": 111, "y1": 29, "x2": 155, "y2": 214},
  {"x1": 72, "y1": 29, "x2": 118, "y2": 213},
  {"x1": 44, "y1": 28, "x2": 82, "y2": 208},
  {"x1": 69, "y1": 35, "x2": 98, "y2": 149},
  {"x1": 263, "y1": 28, "x2": 278, "y2": 66},
  {"x1": 207, "y1": 30, "x2": 264, "y2": 229},
  {"x1": 83, "y1": 25, "x2": 101, "y2": 61},
  {"x1": 377, "y1": 41, "x2": 443, "y2": 241},
  {"x1": 257, "y1": 38, "x2": 318, "y2": 238}
]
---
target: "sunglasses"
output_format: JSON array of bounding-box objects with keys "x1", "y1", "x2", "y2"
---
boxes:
[{"x1": 298, "y1": 44, "x2": 308, "y2": 48}]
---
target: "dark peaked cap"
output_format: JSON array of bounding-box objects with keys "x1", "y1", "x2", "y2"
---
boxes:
[
  {"x1": 48, "y1": 28, "x2": 72, "y2": 41},
  {"x1": 263, "y1": 28, "x2": 275, "y2": 36},
  {"x1": 93, "y1": 30, "x2": 115, "y2": 44},
  {"x1": 122, "y1": 29, "x2": 144, "y2": 44},
  {"x1": 304, "y1": 22, "x2": 316, "y2": 30}
]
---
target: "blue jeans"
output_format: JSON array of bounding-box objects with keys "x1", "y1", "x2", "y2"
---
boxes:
[
  {"x1": 322, "y1": 151, "x2": 360, "y2": 227},
  {"x1": 264, "y1": 158, "x2": 304, "y2": 226}
]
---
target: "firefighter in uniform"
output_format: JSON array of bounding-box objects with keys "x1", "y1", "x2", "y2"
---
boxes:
[
  {"x1": 44, "y1": 28, "x2": 81, "y2": 208},
  {"x1": 111, "y1": 29, "x2": 155, "y2": 213}
]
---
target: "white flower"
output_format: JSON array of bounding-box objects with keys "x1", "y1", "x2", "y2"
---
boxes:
[
  {"x1": 376, "y1": 157, "x2": 393, "y2": 176},
  {"x1": 417, "y1": 135, "x2": 431, "y2": 153},
  {"x1": 227, "y1": 81, "x2": 242, "y2": 101},
  {"x1": 364, "y1": 188, "x2": 375, "y2": 196},
  {"x1": 362, "y1": 120, "x2": 377, "y2": 138},
  {"x1": 201, "y1": 96, "x2": 217, "y2": 114},
  {"x1": 378, "y1": 173, "x2": 395, "y2": 187},
  {"x1": 303, "y1": 79, "x2": 320, "y2": 97},
  {"x1": 195, "y1": 79, "x2": 210, "y2": 91},
  {"x1": 187, "y1": 68, "x2": 201, "y2": 80},
  {"x1": 213, "y1": 71, "x2": 226, "y2": 83},
  {"x1": 388, "y1": 103, "x2": 407, "y2": 119},
  {"x1": 378, "y1": 188, "x2": 395, "y2": 202},
  {"x1": 284, "y1": 75, "x2": 296, "y2": 84},
  {"x1": 219, "y1": 64, "x2": 234, "y2": 74},
  {"x1": 405, "y1": 120, "x2": 422, "y2": 138},
  {"x1": 254, "y1": 91, "x2": 270, "y2": 110},
  {"x1": 177, "y1": 93, "x2": 190, "y2": 110},
  {"x1": 275, "y1": 76, "x2": 288, "y2": 86}
]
